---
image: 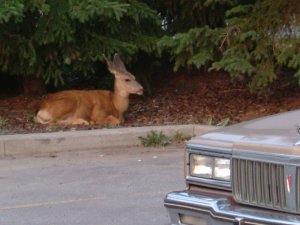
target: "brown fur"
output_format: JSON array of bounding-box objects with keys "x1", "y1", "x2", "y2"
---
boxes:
[{"x1": 35, "y1": 54, "x2": 143, "y2": 125}]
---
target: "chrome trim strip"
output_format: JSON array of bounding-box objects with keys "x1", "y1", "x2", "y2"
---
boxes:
[
  {"x1": 166, "y1": 202, "x2": 235, "y2": 223},
  {"x1": 165, "y1": 191, "x2": 300, "y2": 225},
  {"x1": 166, "y1": 203, "x2": 265, "y2": 225},
  {"x1": 186, "y1": 176, "x2": 231, "y2": 190},
  {"x1": 232, "y1": 148, "x2": 300, "y2": 165},
  {"x1": 297, "y1": 168, "x2": 300, "y2": 211},
  {"x1": 187, "y1": 144, "x2": 232, "y2": 154}
]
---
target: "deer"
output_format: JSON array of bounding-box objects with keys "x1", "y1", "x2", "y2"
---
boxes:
[{"x1": 34, "y1": 54, "x2": 143, "y2": 125}]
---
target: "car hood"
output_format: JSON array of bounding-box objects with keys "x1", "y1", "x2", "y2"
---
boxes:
[{"x1": 189, "y1": 110, "x2": 300, "y2": 155}]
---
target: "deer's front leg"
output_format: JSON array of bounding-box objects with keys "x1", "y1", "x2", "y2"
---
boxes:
[
  {"x1": 92, "y1": 114, "x2": 121, "y2": 125},
  {"x1": 91, "y1": 107, "x2": 121, "y2": 125},
  {"x1": 56, "y1": 118, "x2": 90, "y2": 125},
  {"x1": 105, "y1": 115, "x2": 121, "y2": 125}
]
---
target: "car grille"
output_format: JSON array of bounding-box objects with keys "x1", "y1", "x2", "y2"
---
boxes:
[
  {"x1": 232, "y1": 159, "x2": 287, "y2": 210},
  {"x1": 297, "y1": 167, "x2": 300, "y2": 212}
]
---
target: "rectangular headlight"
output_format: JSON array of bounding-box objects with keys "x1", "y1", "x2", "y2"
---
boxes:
[
  {"x1": 190, "y1": 155, "x2": 213, "y2": 178},
  {"x1": 190, "y1": 154, "x2": 230, "y2": 181},
  {"x1": 214, "y1": 158, "x2": 230, "y2": 181}
]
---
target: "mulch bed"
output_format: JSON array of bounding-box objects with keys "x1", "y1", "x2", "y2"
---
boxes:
[{"x1": 1, "y1": 72, "x2": 300, "y2": 135}]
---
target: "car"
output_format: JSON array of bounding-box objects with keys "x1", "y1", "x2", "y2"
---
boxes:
[{"x1": 164, "y1": 110, "x2": 300, "y2": 225}]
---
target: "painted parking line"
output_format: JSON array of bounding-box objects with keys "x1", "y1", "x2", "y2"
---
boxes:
[{"x1": 0, "y1": 191, "x2": 167, "y2": 211}]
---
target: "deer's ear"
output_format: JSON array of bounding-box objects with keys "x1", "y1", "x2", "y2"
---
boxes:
[
  {"x1": 113, "y1": 54, "x2": 126, "y2": 72},
  {"x1": 106, "y1": 60, "x2": 116, "y2": 74}
]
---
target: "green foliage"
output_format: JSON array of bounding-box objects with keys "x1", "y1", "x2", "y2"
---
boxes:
[
  {"x1": 0, "y1": 116, "x2": 8, "y2": 128},
  {"x1": 172, "y1": 131, "x2": 191, "y2": 143},
  {"x1": 0, "y1": 116, "x2": 8, "y2": 134},
  {"x1": 25, "y1": 112, "x2": 35, "y2": 123},
  {"x1": 217, "y1": 1, "x2": 300, "y2": 92},
  {"x1": 146, "y1": 0, "x2": 235, "y2": 33},
  {"x1": 0, "y1": 0, "x2": 160, "y2": 86},
  {"x1": 205, "y1": 117, "x2": 230, "y2": 127},
  {"x1": 69, "y1": 1, "x2": 130, "y2": 22},
  {"x1": 157, "y1": 27, "x2": 220, "y2": 71},
  {"x1": 1, "y1": 0, "x2": 300, "y2": 94},
  {"x1": 0, "y1": 1, "x2": 24, "y2": 23},
  {"x1": 139, "y1": 131, "x2": 171, "y2": 147},
  {"x1": 277, "y1": 39, "x2": 300, "y2": 83},
  {"x1": 45, "y1": 125, "x2": 60, "y2": 132},
  {"x1": 218, "y1": 117, "x2": 230, "y2": 127},
  {"x1": 156, "y1": 0, "x2": 300, "y2": 93},
  {"x1": 139, "y1": 130, "x2": 192, "y2": 147},
  {"x1": 105, "y1": 123, "x2": 120, "y2": 129}
]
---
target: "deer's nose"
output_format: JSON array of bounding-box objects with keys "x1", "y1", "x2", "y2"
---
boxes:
[{"x1": 137, "y1": 87, "x2": 144, "y2": 95}]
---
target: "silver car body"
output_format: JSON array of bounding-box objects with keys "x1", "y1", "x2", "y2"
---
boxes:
[{"x1": 164, "y1": 110, "x2": 300, "y2": 225}]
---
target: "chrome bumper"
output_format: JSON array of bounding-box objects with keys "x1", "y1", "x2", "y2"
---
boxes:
[{"x1": 164, "y1": 190, "x2": 300, "y2": 225}]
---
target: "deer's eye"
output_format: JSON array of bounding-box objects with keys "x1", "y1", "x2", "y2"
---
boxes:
[{"x1": 125, "y1": 79, "x2": 131, "y2": 82}]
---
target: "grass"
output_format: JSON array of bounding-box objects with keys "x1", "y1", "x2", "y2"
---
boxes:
[
  {"x1": 217, "y1": 117, "x2": 230, "y2": 127},
  {"x1": 0, "y1": 116, "x2": 8, "y2": 128},
  {"x1": 45, "y1": 125, "x2": 60, "y2": 132},
  {"x1": 25, "y1": 112, "x2": 35, "y2": 123},
  {"x1": 139, "y1": 130, "x2": 192, "y2": 147},
  {"x1": 205, "y1": 117, "x2": 230, "y2": 127},
  {"x1": 139, "y1": 131, "x2": 171, "y2": 147},
  {"x1": 105, "y1": 123, "x2": 120, "y2": 129},
  {"x1": 172, "y1": 131, "x2": 192, "y2": 143},
  {"x1": 0, "y1": 116, "x2": 9, "y2": 135},
  {"x1": 106, "y1": 123, "x2": 114, "y2": 129}
]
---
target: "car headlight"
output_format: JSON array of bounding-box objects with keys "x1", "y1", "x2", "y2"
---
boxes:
[{"x1": 190, "y1": 154, "x2": 230, "y2": 181}]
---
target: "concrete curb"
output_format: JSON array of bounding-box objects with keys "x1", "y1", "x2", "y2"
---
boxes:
[{"x1": 0, "y1": 124, "x2": 218, "y2": 156}]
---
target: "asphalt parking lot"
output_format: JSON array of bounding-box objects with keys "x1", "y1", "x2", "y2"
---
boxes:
[{"x1": 0, "y1": 145, "x2": 185, "y2": 225}]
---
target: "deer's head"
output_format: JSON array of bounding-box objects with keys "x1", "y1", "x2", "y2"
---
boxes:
[{"x1": 107, "y1": 54, "x2": 143, "y2": 96}]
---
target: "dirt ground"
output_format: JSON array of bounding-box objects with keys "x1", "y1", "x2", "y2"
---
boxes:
[{"x1": 1, "y1": 72, "x2": 300, "y2": 135}]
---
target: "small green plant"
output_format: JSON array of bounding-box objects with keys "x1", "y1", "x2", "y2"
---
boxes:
[
  {"x1": 106, "y1": 123, "x2": 114, "y2": 129},
  {"x1": 0, "y1": 116, "x2": 8, "y2": 128},
  {"x1": 105, "y1": 123, "x2": 119, "y2": 129},
  {"x1": 0, "y1": 116, "x2": 8, "y2": 135},
  {"x1": 139, "y1": 131, "x2": 171, "y2": 147},
  {"x1": 206, "y1": 117, "x2": 214, "y2": 126},
  {"x1": 25, "y1": 112, "x2": 35, "y2": 123},
  {"x1": 172, "y1": 131, "x2": 192, "y2": 143},
  {"x1": 217, "y1": 117, "x2": 230, "y2": 127},
  {"x1": 45, "y1": 125, "x2": 59, "y2": 132},
  {"x1": 0, "y1": 128, "x2": 8, "y2": 135},
  {"x1": 205, "y1": 117, "x2": 230, "y2": 127}
]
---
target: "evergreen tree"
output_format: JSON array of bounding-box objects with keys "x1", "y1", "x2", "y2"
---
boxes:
[
  {"x1": 156, "y1": 0, "x2": 300, "y2": 92},
  {"x1": 0, "y1": 0, "x2": 160, "y2": 86},
  {"x1": 1, "y1": 0, "x2": 299, "y2": 93}
]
